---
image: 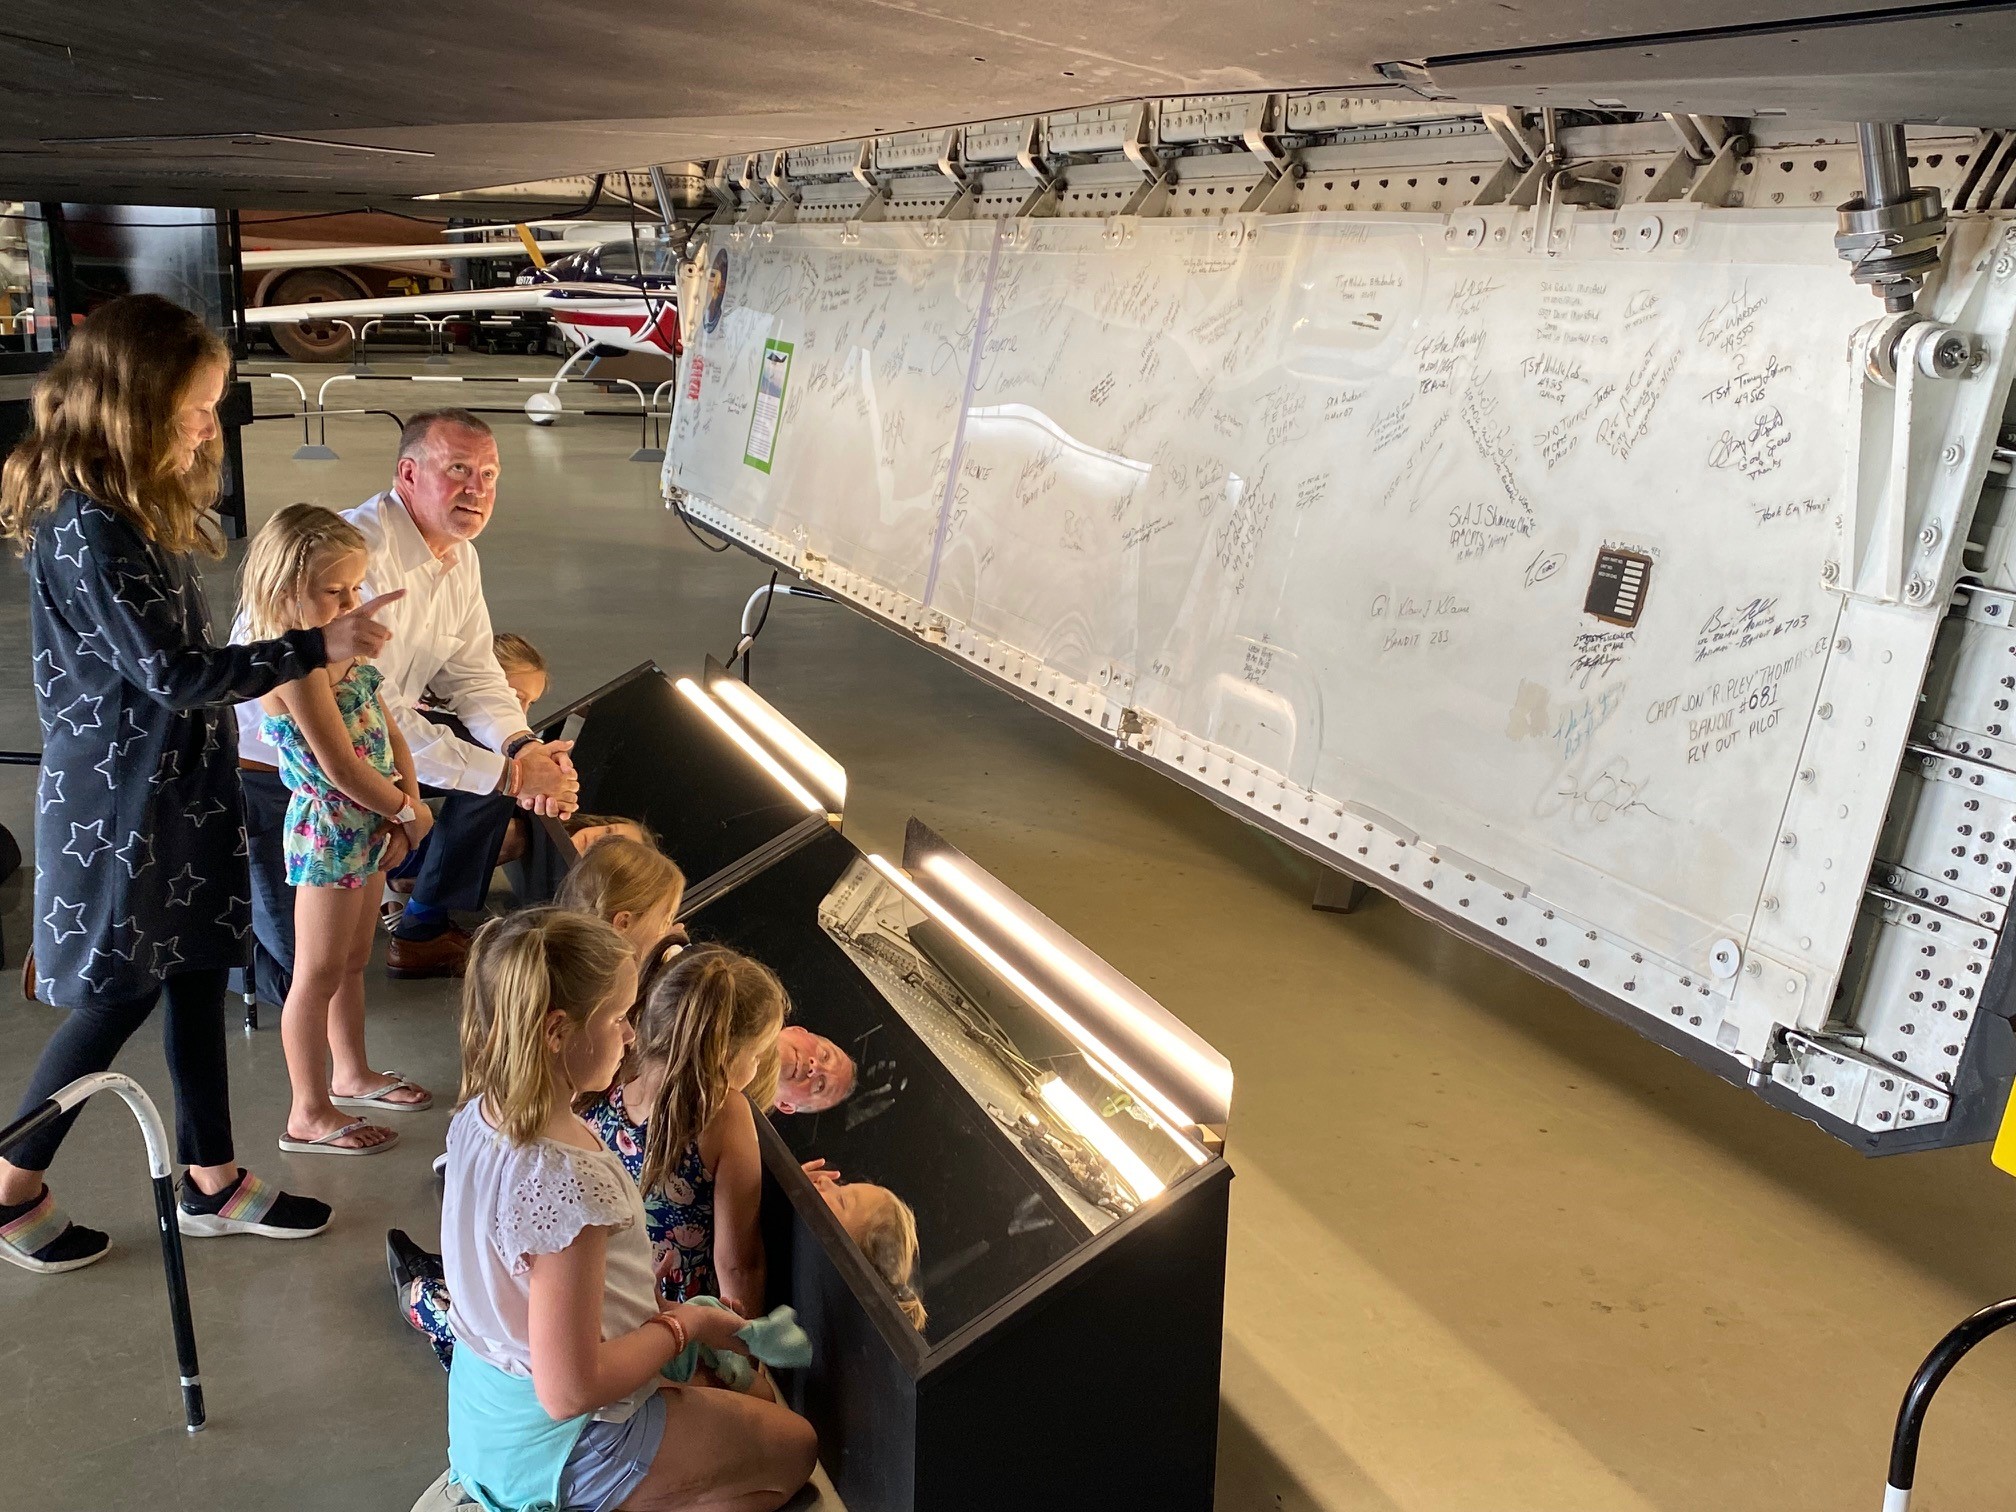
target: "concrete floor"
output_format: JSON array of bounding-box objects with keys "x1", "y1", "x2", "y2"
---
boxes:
[{"x1": 3, "y1": 356, "x2": 2015, "y2": 1511}]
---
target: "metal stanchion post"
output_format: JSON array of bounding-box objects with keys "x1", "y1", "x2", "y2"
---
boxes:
[
  {"x1": 611, "y1": 378, "x2": 661, "y2": 462},
  {"x1": 149, "y1": 1161, "x2": 205, "y2": 1430}
]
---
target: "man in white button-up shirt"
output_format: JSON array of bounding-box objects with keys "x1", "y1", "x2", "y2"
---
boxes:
[{"x1": 238, "y1": 410, "x2": 578, "y2": 988}]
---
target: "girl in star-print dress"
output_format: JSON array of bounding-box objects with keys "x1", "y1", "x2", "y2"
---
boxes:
[{"x1": 0, "y1": 295, "x2": 398, "y2": 1276}]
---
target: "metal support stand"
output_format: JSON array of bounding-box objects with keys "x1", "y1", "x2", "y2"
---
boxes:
[
  {"x1": 420, "y1": 315, "x2": 452, "y2": 366},
  {"x1": 0, "y1": 752, "x2": 37, "y2": 967},
  {"x1": 0, "y1": 1072, "x2": 206, "y2": 1432},
  {"x1": 630, "y1": 370, "x2": 665, "y2": 462},
  {"x1": 1883, "y1": 1296, "x2": 2016, "y2": 1509},
  {"x1": 1312, "y1": 870, "x2": 1370, "y2": 915}
]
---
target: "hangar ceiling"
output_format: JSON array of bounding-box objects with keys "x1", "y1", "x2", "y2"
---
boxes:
[{"x1": 0, "y1": 1, "x2": 2007, "y2": 207}]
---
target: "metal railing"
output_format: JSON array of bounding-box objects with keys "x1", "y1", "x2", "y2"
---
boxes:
[
  {"x1": 242, "y1": 369, "x2": 672, "y2": 462},
  {"x1": 1882, "y1": 1296, "x2": 2016, "y2": 1508},
  {"x1": 0, "y1": 1073, "x2": 206, "y2": 1432}
]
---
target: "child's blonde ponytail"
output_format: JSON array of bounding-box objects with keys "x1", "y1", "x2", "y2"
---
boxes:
[
  {"x1": 853, "y1": 1188, "x2": 927, "y2": 1331},
  {"x1": 633, "y1": 946, "x2": 789, "y2": 1194},
  {"x1": 459, "y1": 907, "x2": 632, "y2": 1144}
]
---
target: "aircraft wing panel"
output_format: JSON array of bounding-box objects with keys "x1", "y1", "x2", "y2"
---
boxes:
[{"x1": 665, "y1": 208, "x2": 2016, "y2": 1153}]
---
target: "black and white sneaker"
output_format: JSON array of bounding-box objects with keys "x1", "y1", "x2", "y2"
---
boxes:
[
  {"x1": 177, "y1": 1170, "x2": 330, "y2": 1239},
  {"x1": 0, "y1": 1185, "x2": 110, "y2": 1274},
  {"x1": 386, "y1": 1227, "x2": 444, "y2": 1296}
]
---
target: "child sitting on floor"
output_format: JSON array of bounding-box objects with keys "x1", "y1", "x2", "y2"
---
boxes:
[
  {"x1": 418, "y1": 630, "x2": 545, "y2": 721},
  {"x1": 593, "y1": 943, "x2": 788, "y2": 1314},
  {"x1": 396, "y1": 937, "x2": 783, "y2": 1368},
  {"x1": 437, "y1": 908, "x2": 814, "y2": 1512},
  {"x1": 393, "y1": 834, "x2": 685, "y2": 1364},
  {"x1": 404, "y1": 630, "x2": 565, "y2": 889},
  {"x1": 492, "y1": 632, "x2": 548, "y2": 715},
  {"x1": 555, "y1": 834, "x2": 687, "y2": 960},
  {"x1": 565, "y1": 812, "x2": 653, "y2": 855}
]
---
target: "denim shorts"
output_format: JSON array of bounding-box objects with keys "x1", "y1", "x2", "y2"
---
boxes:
[{"x1": 559, "y1": 1390, "x2": 667, "y2": 1512}]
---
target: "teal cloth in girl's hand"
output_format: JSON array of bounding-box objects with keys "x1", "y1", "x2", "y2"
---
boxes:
[{"x1": 662, "y1": 1298, "x2": 813, "y2": 1391}]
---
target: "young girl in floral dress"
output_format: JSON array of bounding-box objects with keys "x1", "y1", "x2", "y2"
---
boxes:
[
  {"x1": 585, "y1": 943, "x2": 786, "y2": 1316},
  {"x1": 241, "y1": 503, "x2": 435, "y2": 1155}
]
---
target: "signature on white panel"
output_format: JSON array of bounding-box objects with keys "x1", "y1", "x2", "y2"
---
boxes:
[
  {"x1": 1523, "y1": 549, "x2": 1566, "y2": 588},
  {"x1": 1540, "y1": 759, "x2": 1664, "y2": 824}
]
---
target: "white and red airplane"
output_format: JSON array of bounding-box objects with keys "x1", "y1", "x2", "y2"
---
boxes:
[
  {"x1": 530, "y1": 241, "x2": 682, "y2": 359},
  {"x1": 242, "y1": 236, "x2": 682, "y2": 418}
]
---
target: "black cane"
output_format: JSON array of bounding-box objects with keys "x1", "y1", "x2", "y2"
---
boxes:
[{"x1": 0, "y1": 1072, "x2": 206, "y2": 1431}]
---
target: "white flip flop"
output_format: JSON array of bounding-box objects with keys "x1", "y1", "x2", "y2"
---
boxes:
[
  {"x1": 278, "y1": 1118, "x2": 399, "y2": 1156},
  {"x1": 332, "y1": 1074, "x2": 434, "y2": 1114}
]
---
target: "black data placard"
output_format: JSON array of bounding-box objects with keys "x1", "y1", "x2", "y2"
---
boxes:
[{"x1": 1584, "y1": 548, "x2": 1653, "y2": 627}]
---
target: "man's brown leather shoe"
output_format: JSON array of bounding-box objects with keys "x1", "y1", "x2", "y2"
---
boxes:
[{"x1": 386, "y1": 925, "x2": 472, "y2": 980}]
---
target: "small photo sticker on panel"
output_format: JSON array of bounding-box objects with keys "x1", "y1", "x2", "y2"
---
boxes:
[
  {"x1": 704, "y1": 248, "x2": 729, "y2": 334},
  {"x1": 1584, "y1": 548, "x2": 1653, "y2": 628}
]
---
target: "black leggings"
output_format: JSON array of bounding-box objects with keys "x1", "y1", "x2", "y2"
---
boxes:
[{"x1": 7, "y1": 967, "x2": 234, "y2": 1173}]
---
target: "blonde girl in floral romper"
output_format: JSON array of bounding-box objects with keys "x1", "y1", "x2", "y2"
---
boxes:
[{"x1": 241, "y1": 504, "x2": 435, "y2": 1156}]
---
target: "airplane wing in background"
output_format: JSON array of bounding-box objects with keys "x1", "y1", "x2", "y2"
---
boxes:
[
  {"x1": 242, "y1": 284, "x2": 570, "y2": 324},
  {"x1": 241, "y1": 239, "x2": 606, "y2": 271},
  {"x1": 244, "y1": 281, "x2": 679, "y2": 366}
]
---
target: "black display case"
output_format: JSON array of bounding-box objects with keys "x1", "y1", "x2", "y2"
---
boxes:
[
  {"x1": 697, "y1": 824, "x2": 1232, "y2": 1512},
  {"x1": 522, "y1": 659, "x2": 837, "y2": 910},
  {"x1": 536, "y1": 661, "x2": 1235, "y2": 1510}
]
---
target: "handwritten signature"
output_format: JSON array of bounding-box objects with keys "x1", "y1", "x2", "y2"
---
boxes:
[
  {"x1": 1524, "y1": 549, "x2": 1566, "y2": 588},
  {"x1": 1543, "y1": 761, "x2": 1664, "y2": 824}
]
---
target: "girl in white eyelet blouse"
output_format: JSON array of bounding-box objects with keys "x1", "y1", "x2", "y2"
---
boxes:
[{"x1": 440, "y1": 908, "x2": 816, "y2": 1512}]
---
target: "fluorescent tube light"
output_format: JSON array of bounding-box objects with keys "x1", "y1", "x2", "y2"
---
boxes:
[
  {"x1": 1040, "y1": 1077, "x2": 1166, "y2": 1201},
  {"x1": 675, "y1": 677, "x2": 822, "y2": 813},
  {"x1": 710, "y1": 675, "x2": 846, "y2": 811},
  {"x1": 920, "y1": 853, "x2": 1232, "y2": 1114}
]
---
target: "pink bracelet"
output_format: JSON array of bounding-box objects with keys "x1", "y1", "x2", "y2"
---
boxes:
[{"x1": 644, "y1": 1311, "x2": 687, "y2": 1358}]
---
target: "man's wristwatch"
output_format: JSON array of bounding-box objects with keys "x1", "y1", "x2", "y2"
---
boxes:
[{"x1": 503, "y1": 731, "x2": 538, "y2": 760}]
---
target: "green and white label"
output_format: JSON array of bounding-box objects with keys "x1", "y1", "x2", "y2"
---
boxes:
[{"x1": 743, "y1": 338, "x2": 793, "y2": 473}]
